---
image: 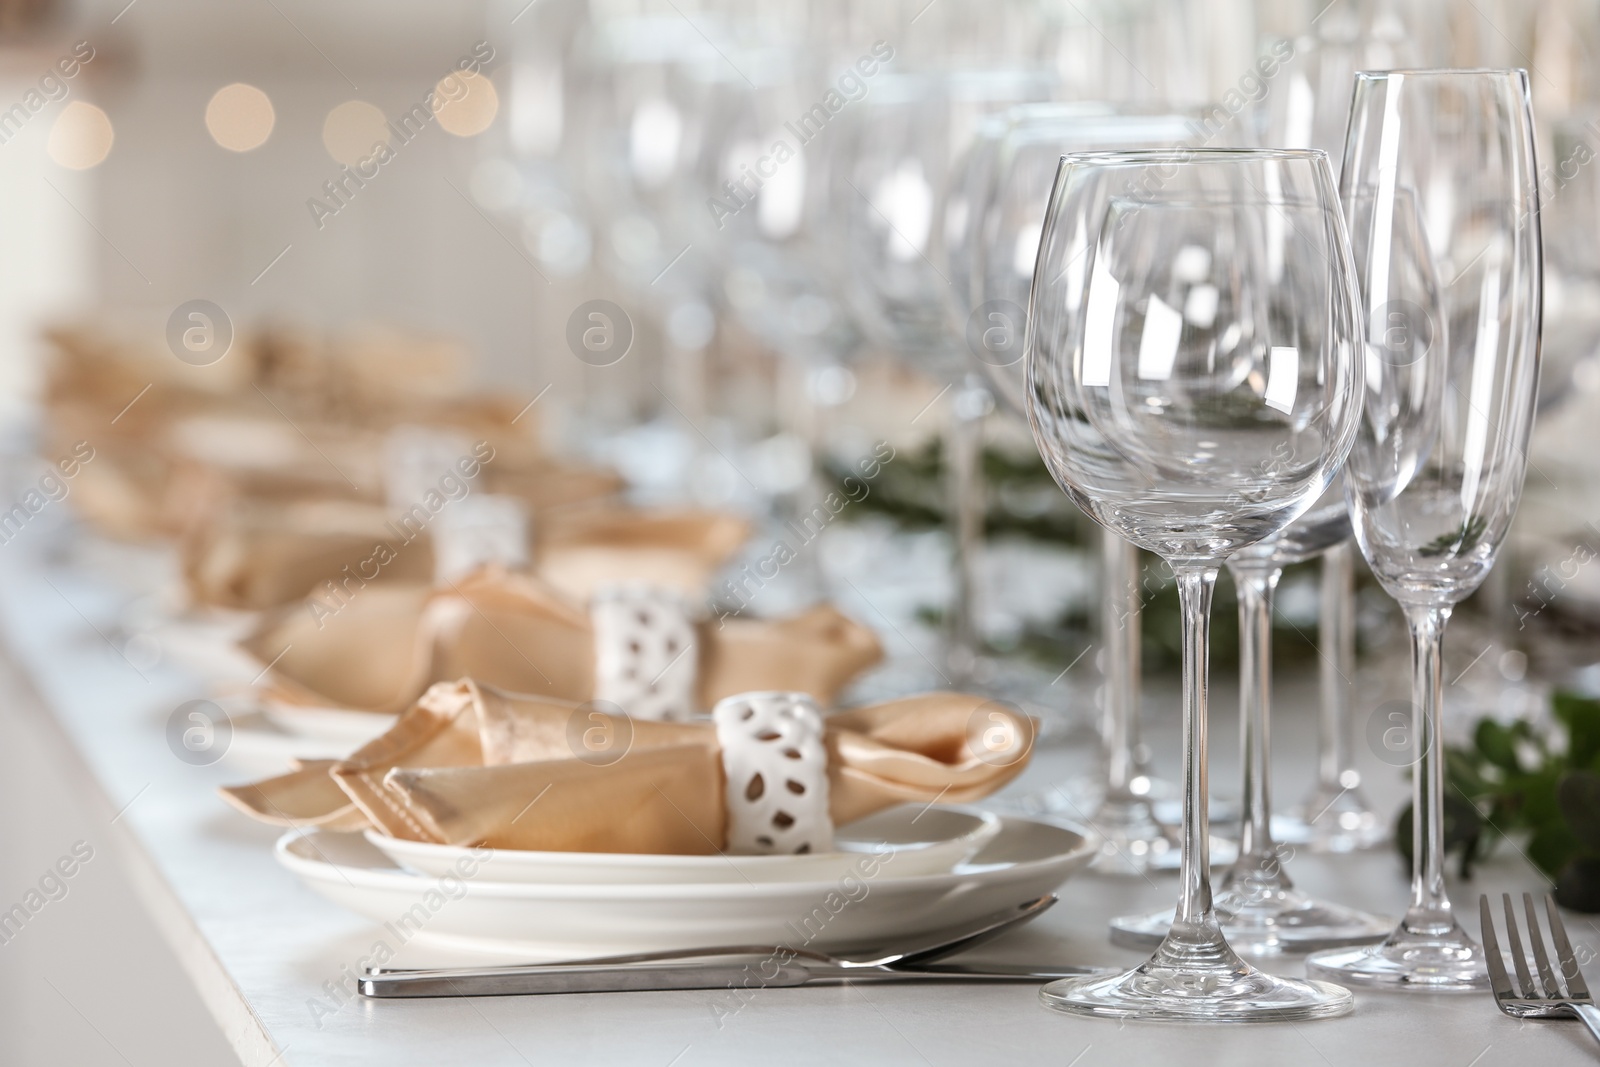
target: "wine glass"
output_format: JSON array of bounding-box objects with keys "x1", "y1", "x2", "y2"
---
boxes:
[
  {"x1": 1028, "y1": 148, "x2": 1363, "y2": 1020},
  {"x1": 1107, "y1": 478, "x2": 1394, "y2": 951},
  {"x1": 1307, "y1": 69, "x2": 1542, "y2": 992},
  {"x1": 960, "y1": 103, "x2": 1205, "y2": 871}
]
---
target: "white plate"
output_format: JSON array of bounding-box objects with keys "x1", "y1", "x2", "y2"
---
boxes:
[
  {"x1": 365, "y1": 806, "x2": 1002, "y2": 885},
  {"x1": 276, "y1": 811, "x2": 1098, "y2": 958}
]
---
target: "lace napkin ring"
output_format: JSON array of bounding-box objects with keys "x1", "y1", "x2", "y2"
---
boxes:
[
  {"x1": 712, "y1": 691, "x2": 832, "y2": 855},
  {"x1": 590, "y1": 586, "x2": 697, "y2": 722},
  {"x1": 432, "y1": 494, "x2": 530, "y2": 584}
]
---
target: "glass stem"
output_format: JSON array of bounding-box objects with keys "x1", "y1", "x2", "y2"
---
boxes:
[
  {"x1": 1402, "y1": 602, "x2": 1455, "y2": 936},
  {"x1": 1229, "y1": 561, "x2": 1286, "y2": 891},
  {"x1": 774, "y1": 355, "x2": 825, "y2": 600},
  {"x1": 944, "y1": 377, "x2": 988, "y2": 684},
  {"x1": 1317, "y1": 542, "x2": 1357, "y2": 795},
  {"x1": 1172, "y1": 563, "x2": 1220, "y2": 928},
  {"x1": 1102, "y1": 533, "x2": 1142, "y2": 801}
]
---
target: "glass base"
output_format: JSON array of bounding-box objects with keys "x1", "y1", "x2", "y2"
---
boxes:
[
  {"x1": 1041, "y1": 921, "x2": 1355, "y2": 1021},
  {"x1": 1125, "y1": 834, "x2": 1238, "y2": 874},
  {"x1": 1038, "y1": 794, "x2": 1237, "y2": 875},
  {"x1": 1305, "y1": 922, "x2": 1490, "y2": 991},
  {"x1": 1274, "y1": 793, "x2": 1387, "y2": 853},
  {"x1": 1086, "y1": 795, "x2": 1178, "y2": 875},
  {"x1": 1044, "y1": 771, "x2": 1178, "y2": 816},
  {"x1": 1109, "y1": 885, "x2": 1393, "y2": 955}
]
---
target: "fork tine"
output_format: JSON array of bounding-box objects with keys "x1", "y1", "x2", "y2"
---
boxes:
[
  {"x1": 1543, "y1": 894, "x2": 1592, "y2": 1001},
  {"x1": 1523, "y1": 892, "x2": 1563, "y2": 997},
  {"x1": 1481, "y1": 895, "x2": 1516, "y2": 1002},
  {"x1": 1503, "y1": 893, "x2": 1537, "y2": 997}
]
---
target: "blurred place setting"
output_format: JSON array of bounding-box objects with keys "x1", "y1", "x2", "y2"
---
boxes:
[{"x1": 5, "y1": 0, "x2": 1600, "y2": 1063}]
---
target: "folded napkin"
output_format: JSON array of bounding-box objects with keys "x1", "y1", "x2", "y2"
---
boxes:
[
  {"x1": 221, "y1": 679, "x2": 1034, "y2": 853},
  {"x1": 41, "y1": 324, "x2": 611, "y2": 541},
  {"x1": 44, "y1": 321, "x2": 479, "y2": 418},
  {"x1": 180, "y1": 502, "x2": 745, "y2": 611},
  {"x1": 243, "y1": 567, "x2": 883, "y2": 715}
]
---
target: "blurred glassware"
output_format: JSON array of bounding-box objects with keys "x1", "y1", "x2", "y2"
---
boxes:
[
  {"x1": 1274, "y1": 538, "x2": 1389, "y2": 851},
  {"x1": 957, "y1": 103, "x2": 1204, "y2": 870},
  {"x1": 1257, "y1": 11, "x2": 1430, "y2": 851},
  {"x1": 832, "y1": 67, "x2": 1055, "y2": 685}
]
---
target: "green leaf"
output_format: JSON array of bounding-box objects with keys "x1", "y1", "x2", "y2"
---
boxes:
[
  {"x1": 1558, "y1": 770, "x2": 1600, "y2": 853},
  {"x1": 1555, "y1": 691, "x2": 1600, "y2": 769},
  {"x1": 1397, "y1": 792, "x2": 1485, "y2": 877},
  {"x1": 1446, "y1": 740, "x2": 1497, "y2": 787},
  {"x1": 1475, "y1": 720, "x2": 1523, "y2": 774},
  {"x1": 1518, "y1": 767, "x2": 1569, "y2": 830},
  {"x1": 1418, "y1": 516, "x2": 1487, "y2": 558}
]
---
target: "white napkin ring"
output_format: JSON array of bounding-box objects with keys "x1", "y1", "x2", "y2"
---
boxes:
[
  {"x1": 712, "y1": 691, "x2": 832, "y2": 855},
  {"x1": 590, "y1": 586, "x2": 697, "y2": 722},
  {"x1": 432, "y1": 494, "x2": 530, "y2": 584},
  {"x1": 384, "y1": 425, "x2": 476, "y2": 515}
]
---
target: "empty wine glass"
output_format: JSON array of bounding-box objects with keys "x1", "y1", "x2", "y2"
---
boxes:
[
  {"x1": 1028, "y1": 148, "x2": 1363, "y2": 1020},
  {"x1": 1307, "y1": 69, "x2": 1542, "y2": 993}
]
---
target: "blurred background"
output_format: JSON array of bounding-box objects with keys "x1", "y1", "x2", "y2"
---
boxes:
[{"x1": 6, "y1": 0, "x2": 1600, "y2": 1062}]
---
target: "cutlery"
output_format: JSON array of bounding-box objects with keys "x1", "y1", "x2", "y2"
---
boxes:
[
  {"x1": 1480, "y1": 892, "x2": 1600, "y2": 1045},
  {"x1": 361, "y1": 894, "x2": 1106, "y2": 998}
]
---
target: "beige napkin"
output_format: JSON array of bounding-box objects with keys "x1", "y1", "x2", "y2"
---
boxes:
[
  {"x1": 243, "y1": 567, "x2": 883, "y2": 715},
  {"x1": 221, "y1": 679, "x2": 1033, "y2": 853},
  {"x1": 180, "y1": 501, "x2": 744, "y2": 610},
  {"x1": 40, "y1": 323, "x2": 607, "y2": 540}
]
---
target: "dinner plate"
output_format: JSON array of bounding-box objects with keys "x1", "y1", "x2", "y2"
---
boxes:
[
  {"x1": 365, "y1": 805, "x2": 1002, "y2": 885},
  {"x1": 276, "y1": 811, "x2": 1098, "y2": 958}
]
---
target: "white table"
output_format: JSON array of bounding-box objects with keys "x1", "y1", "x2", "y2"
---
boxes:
[{"x1": 2, "y1": 530, "x2": 1594, "y2": 1067}]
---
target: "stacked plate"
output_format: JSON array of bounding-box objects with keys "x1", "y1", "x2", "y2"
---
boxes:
[{"x1": 276, "y1": 805, "x2": 1098, "y2": 959}]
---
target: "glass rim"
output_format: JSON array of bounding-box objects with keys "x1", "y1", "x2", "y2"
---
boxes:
[
  {"x1": 1057, "y1": 147, "x2": 1330, "y2": 167},
  {"x1": 1353, "y1": 67, "x2": 1527, "y2": 80}
]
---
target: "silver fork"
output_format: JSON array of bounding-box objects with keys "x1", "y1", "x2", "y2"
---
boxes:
[{"x1": 1480, "y1": 892, "x2": 1600, "y2": 1045}]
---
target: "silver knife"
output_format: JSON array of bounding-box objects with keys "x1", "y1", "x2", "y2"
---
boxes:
[{"x1": 359, "y1": 959, "x2": 1103, "y2": 998}]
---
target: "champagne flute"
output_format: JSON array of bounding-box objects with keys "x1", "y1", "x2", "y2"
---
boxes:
[
  {"x1": 1307, "y1": 68, "x2": 1542, "y2": 993},
  {"x1": 1028, "y1": 148, "x2": 1362, "y2": 1020}
]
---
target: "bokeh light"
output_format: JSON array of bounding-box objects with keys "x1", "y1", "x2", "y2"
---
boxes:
[
  {"x1": 46, "y1": 101, "x2": 114, "y2": 169},
  {"x1": 205, "y1": 83, "x2": 275, "y2": 152},
  {"x1": 322, "y1": 100, "x2": 389, "y2": 166},
  {"x1": 435, "y1": 70, "x2": 499, "y2": 137}
]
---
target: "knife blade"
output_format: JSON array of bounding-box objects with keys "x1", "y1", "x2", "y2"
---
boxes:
[{"x1": 359, "y1": 959, "x2": 1103, "y2": 998}]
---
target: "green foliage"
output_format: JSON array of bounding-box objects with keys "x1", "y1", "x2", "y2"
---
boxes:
[
  {"x1": 821, "y1": 438, "x2": 1093, "y2": 544},
  {"x1": 1418, "y1": 516, "x2": 1488, "y2": 558},
  {"x1": 1399, "y1": 692, "x2": 1600, "y2": 910},
  {"x1": 823, "y1": 440, "x2": 1325, "y2": 671}
]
